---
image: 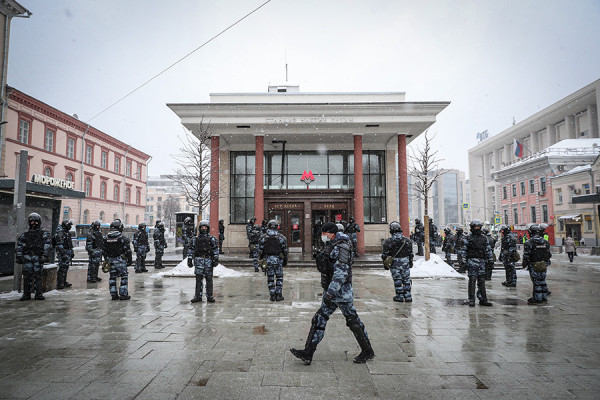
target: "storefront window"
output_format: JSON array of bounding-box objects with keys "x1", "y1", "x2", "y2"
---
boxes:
[{"x1": 230, "y1": 152, "x2": 255, "y2": 224}]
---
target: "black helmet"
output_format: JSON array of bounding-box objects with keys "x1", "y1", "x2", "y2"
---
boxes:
[
  {"x1": 349, "y1": 216, "x2": 355, "y2": 223},
  {"x1": 249, "y1": 217, "x2": 257, "y2": 224},
  {"x1": 262, "y1": 219, "x2": 268, "y2": 226},
  {"x1": 482, "y1": 227, "x2": 490, "y2": 235},
  {"x1": 389, "y1": 221, "x2": 402, "y2": 234},
  {"x1": 219, "y1": 219, "x2": 224, "y2": 224},
  {"x1": 155, "y1": 219, "x2": 161, "y2": 227},
  {"x1": 110, "y1": 220, "x2": 121, "y2": 231},
  {"x1": 92, "y1": 220, "x2": 101, "y2": 230},
  {"x1": 267, "y1": 219, "x2": 278, "y2": 230},
  {"x1": 28, "y1": 212, "x2": 42, "y2": 230},
  {"x1": 184, "y1": 217, "x2": 193, "y2": 225},
  {"x1": 157, "y1": 221, "x2": 165, "y2": 231},
  {"x1": 455, "y1": 227, "x2": 464, "y2": 234},
  {"x1": 321, "y1": 222, "x2": 338, "y2": 234},
  {"x1": 336, "y1": 223, "x2": 345, "y2": 232},
  {"x1": 444, "y1": 227, "x2": 451, "y2": 234},
  {"x1": 138, "y1": 222, "x2": 146, "y2": 230},
  {"x1": 198, "y1": 219, "x2": 210, "y2": 234},
  {"x1": 539, "y1": 223, "x2": 549, "y2": 233},
  {"x1": 470, "y1": 219, "x2": 483, "y2": 233},
  {"x1": 528, "y1": 224, "x2": 540, "y2": 236},
  {"x1": 61, "y1": 219, "x2": 73, "y2": 230},
  {"x1": 429, "y1": 218, "x2": 434, "y2": 224},
  {"x1": 415, "y1": 218, "x2": 421, "y2": 224}
]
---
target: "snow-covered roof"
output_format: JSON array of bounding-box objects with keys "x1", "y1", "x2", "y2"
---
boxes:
[
  {"x1": 553, "y1": 164, "x2": 591, "y2": 179},
  {"x1": 547, "y1": 138, "x2": 600, "y2": 150}
]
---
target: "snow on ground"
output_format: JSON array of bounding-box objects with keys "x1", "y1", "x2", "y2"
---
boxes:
[
  {"x1": 158, "y1": 259, "x2": 253, "y2": 278},
  {"x1": 366, "y1": 253, "x2": 466, "y2": 280},
  {"x1": 0, "y1": 288, "x2": 104, "y2": 300}
]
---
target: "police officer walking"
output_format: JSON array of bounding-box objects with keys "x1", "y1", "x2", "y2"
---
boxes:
[
  {"x1": 258, "y1": 220, "x2": 288, "y2": 301},
  {"x1": 499, "y1": 225, "x2": 518, "y2": 287},
  {"x1": 345, "y1": 216, "x2": 361, "y2": 257},
  {"x1": 454, "y1": 227, "x2": 466, "y2": 273},
  {"x1": 442, "y1": 228, "x2": 455, "y2": 266},
  {"x1": 86, "y1": 220, "x2": 104, "y2": 283},
  {"x1": 54, "y1": 219, "x2": 74, "y2": 289},
  {"x1": 15, "y1": 213, "x2": 52, "y2": 301},
  {"x1": 483, "y1": 227, "x2": 497, "y2": 281},
  {"x1": 153, "y1": 221, "x2": 167, "y2": 269},
  {"x1": 414, "y1": 218, "x2": 425, "y2": 256},
  {"x1": 248, "y1": 222, "x2": 262, "y2": 272},
  {"x1": 218, "y1": 219, "x2": 225, "y2": 254},
  {"x1": 104, "y1": 220, "x2": 133, "y2": 300},
  {"x1": 523, "y1": 224, "x2": 552, "y2": 304},
  {"x1": 459, "y1": 219, "x2": 493, "y2": 307},
  {"x1": 132, "y1": 222, "x2": 150, "y2": 273},
  {"x1": 382, "y1": 222, "x2": 414, "y2": 302},
  {"x1": 182, "y1": 217, "x2": 195, "y2": 260},
  {"x1": 429, "y1": 218, "x2": 438, "y2": 254},
  {"x1": 290, "y1": 222, "x2": 374, "y2": 365},
  {"x1": 246, "y1": 217, "x2": 257, "y2": 257},
  {"x1": 187, "y1": 220, "x2": 219, "y2": 303}
]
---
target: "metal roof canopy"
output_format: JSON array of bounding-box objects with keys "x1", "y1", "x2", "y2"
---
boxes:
[
  {"x1": 0, "y1": 179, "x2": 85, "y2": 199},
  {"x1": 572, "y1": 194, "x2": 600, "y2": 204}
]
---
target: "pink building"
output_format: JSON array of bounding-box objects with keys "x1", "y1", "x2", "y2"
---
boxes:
[{"x1": 1, "y1": 87, "x2": 151, "y2": 226}]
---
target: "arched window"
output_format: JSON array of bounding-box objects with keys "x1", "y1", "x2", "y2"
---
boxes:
[
  {"x1": 85, "y1": 178, "x2": 91, "y2": 197},
  {"x1": 125, "y1": 214, "x2": 129, "y2": 225},
  {"x1": 100, "y1": 182, "x2": 106, "y2": 200},
  {"x1": 125, "y1": 188, "x2": 131, "y2": 204},
  {"x1": 83, "y1": 209, "x2": 89, "y2": 224},
  {"x1": 44, "y1": 167, "x2": 52, "y2": 177},
  {"x1": 135, "y1": 215, "x2": 139, "y2": 225},
  {"x1": 114, "y1": 184, "x2": 120, "y2": 201},
  {"x1": 99, "y1": 211, "x2": 105, "y2": 222},
  {"x1": 136, "y1": 190, "x2": 141, "y2": 205},
  {"x1": 66, "y1": 173, "x2": 73, "y2": 183}
]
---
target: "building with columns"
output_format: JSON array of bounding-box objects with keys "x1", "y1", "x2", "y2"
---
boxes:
[
  {"x1": 469, "y1": 78, "x2": 600, "y2": 238},
  {"x1": 168, "y1": 85, "x2": 448, "y2": 253}
]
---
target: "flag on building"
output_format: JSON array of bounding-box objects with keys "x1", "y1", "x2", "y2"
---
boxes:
[{"x1": 513, "y1": 138, "x2": 524, "y2": 158}]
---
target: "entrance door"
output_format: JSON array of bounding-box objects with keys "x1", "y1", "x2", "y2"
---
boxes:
[{"x1": 268, "y1": 203, "x2": 304, "y2": 250}]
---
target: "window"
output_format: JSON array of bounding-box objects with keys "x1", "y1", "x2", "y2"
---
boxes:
[
  {"x1": 100, "y1": 182, "x2": 106, "y2": 200},
  {"x1": 584, "y1": 183, "x2": 591, "y2": 195},
  {"x1": 136, "y1": 189, "x2": 141, "y2": 205},
  {"x1": 125, "y1": 214, "x2": 129, "y2": 225},
  {"x1": 18, "y1": 120, "x2": 29, "y2": 144},
  {"x1": 101, "y1": 151, "x2": 107, "y2": 169},
  {"x1": 530, "y1": 206, "x2": 536, "y2": 223},
  {"x1": 136, "y1": 164, "x2": 141, "y2": 179},
  {"x1": 115, "y1": 157, "x2": 120, "y2": 174},
  {"x1": 586, "y1": 216, "x2": 593, "y2": 231},
  {"x1": 99, "y1": 211, "x2": 105, "y2": 222},
  {"x1": 513, "y1": 208, "x2": 519, "y2": 224},
  {"x1": 125, "y1": 187, "x2": 131, "y2": 204},
  {"x1": 512, "y1": 184, "x2": 517, "y2": 197},
  {"x1": 557, "y1": 188, "x2": 563, "y2": 203},
  {"x1": 83, "y1": 209, "x2": 89, "y2": 224},
  {"x1": 558, "y1": 219, "x2": 564, "y2": 231},
  {"x1": 542, "y1": 205, "x2": 548, "y2": 223},
  {"x1": 230, "y1": 152, "x2": 255, "y2": 224},
  {"x1": 126, "y1": 161, "x2": 132, "y2": 177},
  {"x1": 157, "y1": 196, "x2": 162, "y2": 202},
  {"x1": 44, "y1": 167, "x2": 52, "y2": 177},
  {"x1": 362, "y1": 151, "x2": 387, "y2": 223},
  {"x1": 85, "y1": 178, "x2": 91, "y2": 196},
  {"x1": 540, "y1": 177, "x2": 546, "y2": 192},
  {"x1": 504, "y1": 210, "x2": 509, "y2": 224},
  {"x1": 44, "y1": 129, "x2": 54, "y2": 152},
  {"x1": 66, "y1": 173, "x2": 73, "y2": 183},
  {"x1": 113, "y1": 213, "x2": 118, "y2": 221},
  {"x1": 67, "y1": 138, "x2": 75, "y2": 159},
  {"x1": 520, "y1": 181, "x2": 525, "y2": 196},
  {"x1": 114, "y1": 184, "x2": 120, "y2": 201},
  {"x1": 135, "y1": 215, "x2": 139, "y2": 225},
  {"x1": 529, "y1": 179, "x2": 535, "y2": 193},
  {"x1": 86, "y1": 145, "x2": 93, "y2": 164},
  {"x1": 503, "y1": 186, "x2": 507, "y2": 200}
]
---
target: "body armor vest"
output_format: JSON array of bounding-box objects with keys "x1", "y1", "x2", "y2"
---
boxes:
[
  {"x1": 501, "y1": 234, "x2": 515, "y2": 250},
  {"x1": 105, "y1": 232, "x2": 124, "y2": 258},
  {"x1": 23, "y1": 230, "x2": 45, "y2": 255},
  {"x1": 529, "y1": 237, "x2": 550, "y2": 261},
  {"x1": 92, "y1": 230, "x2": 104, "y2": 249},
  {"x1": 346, "y1": 224, "x2": 357, "y2": 234},
  {"x1": 466, "y1": 234, "x2": 488, "y2": 259},
  {"x1": 194, "y1": 235, "x2": 213, "y2": 257},
  {"x1": 389, "y1": 237, "x2": 411, "y2": 258},
  {"x1": 263, "y1": 235, "x2": 282, "y2": 256}
]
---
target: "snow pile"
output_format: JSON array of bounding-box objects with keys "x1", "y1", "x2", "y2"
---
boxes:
[
  {"x1": 159, "y1": 259, "x2": 252, "y2": 278},
  {"x1": 367, "y1": 253, "x2": 465, "y2": 280}
]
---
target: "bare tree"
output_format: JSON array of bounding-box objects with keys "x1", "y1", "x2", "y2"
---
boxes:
[
  {"x1": 162, "y1": 195, "x2": 181, "y2": 232},
  {"x1": 408, "y1": 131, "x2": 446, "y2": 261},
  {"x1": 169, "y1": 119, "x2": 219, "y2": 218}
]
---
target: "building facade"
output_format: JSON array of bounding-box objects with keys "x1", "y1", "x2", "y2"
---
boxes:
[
  {"x1": 3, "y1": 87, "x2": 151, "y2": 226},
  {"x1": 169, "y1": 85, "x2": 449, "y2": 253},
  {"x1": 145, "y1": 175, "x2": 202, "y2": 230}
]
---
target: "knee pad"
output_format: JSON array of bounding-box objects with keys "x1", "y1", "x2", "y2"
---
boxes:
[
  {"x1": 345, "y1": 314, "x2": 361, "y2": 330},
  {"x1": 312, "y1": 309, "x2": 329, "y2": 326}
]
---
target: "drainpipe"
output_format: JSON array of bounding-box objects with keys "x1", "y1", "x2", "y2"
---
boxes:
[
  {"x1": 122, "y1": 146, "x2": 131, "y2": 222},
  {"x1": 144, "y1": 155, "x2": 152, "y2": 223},
  {"x1": 78, "y1": 124, "x2": 90, "y2": 223},
  {"x1": 589, "y1": 170, "x2": 598, "y2": 247}
]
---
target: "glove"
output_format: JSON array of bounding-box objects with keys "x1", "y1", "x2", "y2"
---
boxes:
[
  {"x1": 282, "y1": 258, "x2": 288, "y2": 267},
  {"x1": 383, "y1": 265, "x2": 390, "y2": 271},
  {"x1": 409, "y1": 261, "x2": 413, "y2": 269},
  {"x1": 187, "y1": 258, "x2": 193, "y2": 268},
  {"x1": 212, "y1": 258, "x2": 219, "y2": 266}
]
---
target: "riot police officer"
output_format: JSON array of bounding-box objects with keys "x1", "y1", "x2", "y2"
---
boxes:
[
  {"x1": 442, "y1": 227, "x2": 455, "y2": 266},
  {"x1": 290, "y1": 222, "x2": 374, "y2": 365},
  {"x1": 414, "y1": 218, "x2": 425, "y2": 256},
  {"x1": 381, "y1": 222, "x2": 414, "y2": 302},
  {"x1": 459, "y1": 219, "x2": 493, "y2": 307},
  {"x1": 86, "y1": 220, "x2": 104, "y2": 282},
  {"x1": 54, "y1": 219, "x2": 74, "y2": 289},
  {"x1": 429, "y1": 218, "x2": 438, "y2": 254},
  {"x1": 523, "y1": 224, "x2": 551, "y2": 304},
  {"x1": 132, "y1": 222, "x2": 150, "y2": 273},
  {"x1": 15, "y1": 213, "x2": 52, "y2": 301},
  {"x1": 483, "y1": 227, "x2": 497, "y2": 280},
  {"x1": 499, "y1": 225, "x2": 518, "y2": 287},
  {"x1": 187, "y1": 220, "x2": 219, "y2": 303},
  {"x1": 454, "y1": 227, "x2": 466, "y2": 273},
  {"x1": 345, "y1": 216, "x2": 361, "y2": 257},
  {"x1": 182, "y1": 217, "x2": 195, "y2": 259},
  {"x1": 104, "y1": 220, "x2": 133, "y2": 300},
  {"x1": 258, "y1": 219, "x2": 288, "y2": 301},
  {"x1": 248, "y1": 222, "x2": 262, "y2": 272},
  {"x1": 260, "y1": 219, "x2": 268, "y2": 234},
  {"x1": 246, "y1": 217, "x2": 257, "y2": 257},
  {"x1": 218, "y1": 219, "x2": 225, "y2": 254},
  {"x1": 153, "y1": 221, "x2": 167, "y2": 269}
]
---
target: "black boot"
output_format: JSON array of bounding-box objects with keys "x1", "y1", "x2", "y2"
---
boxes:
[
  {"x1": 290, "y1": 347, "x2": 316, "y2": 365},
  {"x1": 468, "y1": 276, "x2": 476, "y2": 307},
  {"x1": 477, "y1": 276, "x2": 492, "y2": 306},
  {"x1": 191, "y1": 275, "x2": 203, "y2": 303},
  {"x1": 348, "y1": 317, "x2": 375, "y2": 363},
  {"x1": 276, "y1": 293, "x2": 284, "y2": 302}
]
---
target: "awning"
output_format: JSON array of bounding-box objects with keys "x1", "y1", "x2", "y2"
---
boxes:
[{"x1": 558, "y1": 214, "x2": 582, "y2": 221}]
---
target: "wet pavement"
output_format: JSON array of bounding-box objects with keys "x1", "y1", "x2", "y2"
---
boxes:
[{"x1": 0, "y1": 253, "x2": 599, "y2": 399}]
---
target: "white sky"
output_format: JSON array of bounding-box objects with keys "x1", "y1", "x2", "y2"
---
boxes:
[{"x1": 7, "y1": 0, "x2": 600, "y2": 178}]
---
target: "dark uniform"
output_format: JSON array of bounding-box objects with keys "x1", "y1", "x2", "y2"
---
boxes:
[
  {"x1": 414, "y1": 219, "x2": 425, "y2": 256},
  {"x1": 429, "y1": 219, "x2": 438, "y2": 254},
  {"x1": 454, "y1": 227, "x2": 466, "y2": 272},
  {"x1": 459, "y1": 219, "x2": 493, "y2": 307},
  {"x1": 132, "y1": 223, "x2": 149, "y2": 273},
  {"x1": 248, "y1": 224, "x2": 262, "y2": 272},
  {"x1": 499, "y1": 225, "x2": 518, "y2": 287},
  {"x1": 86, "y1": 220, "x2": 104, "y2": 282},
  {"x1": 345, "y1": 216, "x2": 361, "y2": 257},
  {"x1": 442, "y1": 228, "x2": 455, "y2": 266},
  {"x1": 218, "y1": 219, "x2": 225, "y2": 254},
  {"x1": 153, "y1": 221, "x2": 167, "y2": 269},
  {"x1": 291, "y1": 222, "x2": 374, "y2": 365},
  {"x1": 483, "y1": 228, "x2": 497, "y2": 280},
  {"x1": 54, "y1": 220, "x2": 74, "y2": 289},
  {"x1": 258, "y1": 220, "x2": 288, "y2": 301},
  {"x1": 15, "y1": 213, "x2": 52, "y2": 301},
  {"x1": 246, "y1": 217, "x2": 257, "y2": 257},
  {"x1": 187, "y1": 220, "x2": 219, "y2": 303},
  {"x1": 104, "y1": 220, "x2": 133, "y2": 300},
  {"x1": 381, "y1": 222, "x2": 414, "y2": 302},
  {"x1": 182, "y1": 217, "x2": 195, "y2": 260},
  {"x1": 523, "y1": 224, "x2": 551, "y2": 304}
]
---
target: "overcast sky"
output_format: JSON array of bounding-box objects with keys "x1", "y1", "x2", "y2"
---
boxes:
[{"x1": 7, "y1": 0, "x2": 600, "y2": 178}]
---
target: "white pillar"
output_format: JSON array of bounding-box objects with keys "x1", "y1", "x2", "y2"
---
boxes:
[
  {"x1": 589, "y1": 105, "x2": 599, "y2": 138},
  {"x1": 566, "y1": 114, "x2": 577, "y2": 139},
  {"x1": 546, "y1": 124, "x2": 557, "y2": 146}
]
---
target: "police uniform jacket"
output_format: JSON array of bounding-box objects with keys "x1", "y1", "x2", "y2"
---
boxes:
[
  {"x1": 382, "y1": 232, "x2": 413, "y2": 262},
  {"x1": 325, "y1": 232, "x2": 354, "y2": 303}
]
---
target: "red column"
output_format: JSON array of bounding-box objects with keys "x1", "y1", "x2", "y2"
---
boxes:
[
  {"x1": 398, "y1": 134, "x2": 409, "y2": 234},
  {"x1": 210, "y1": 135, "x2": 220, "y2": 235},
  {"x1": 254, "y1": 135, "x2": 264, "y2": 222},
  {"x1": 353, "y1": 134, "x2": 365, "y2": 255}
]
